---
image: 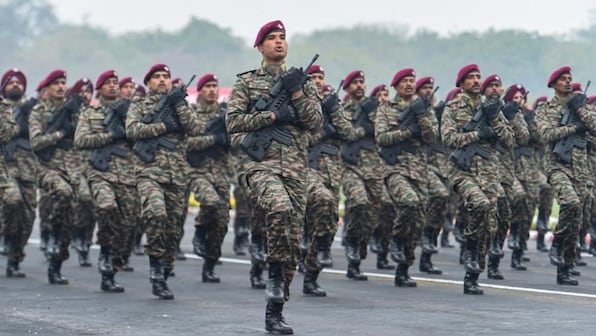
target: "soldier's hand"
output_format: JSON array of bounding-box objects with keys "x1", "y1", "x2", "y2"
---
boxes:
[
  {"x1": 281, "y1": 67, "x2": 305, "y2": 94},
  {"x1": 321, "y1": 93, "x2": 340, "y2": 113},
  {"x1": 411, "y1": 96, "x2": 431, "y2": 116},
  {"x1": 272, "y1": 104, "x2": 299, "y2": 123},
  {"x1": 572, "y1": 120, "x2": 587, "y2": 134},
  {"x1": 322, "y1": 121, "x2": 337, "y2": 139},
  {"x1": 477, "y1": 125, "x2": 495, "y2": 140},
  {"x1": 62, "y1": 121, "x2": 75, "y2": 137},
  {"x1": 361, "y1": 96, "x2": 378, "y2": 113},
  {"x1": 408, "y1": 123, "x2": 421, "y2": 136},
  {"x1": 167, "y1": 87, "x2": 187, "y2": 107},
  {"x1": 567, "y1": 93, "x2": 587, "y2": 112},
  {"x1": 482, "y1": 99, "x2": 501, "y2": 120},
  {"x1": 501, "y1": 101, "x2": 520, "y2": 120},
  {"x1": 361, "y1": 121, "x2": 374, "y2": 137},
  {"x1": 110, "y1": 125, "x2": 126, "y2": 140},
  {"x1": 434, "y1": 101, "x2": 446, "y2": 117},
  {"x1": 163, "y1": 115, "x2": 182, "y2": 133}
]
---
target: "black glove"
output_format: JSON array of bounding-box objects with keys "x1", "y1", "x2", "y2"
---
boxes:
[
  {"x1": 361, "y1": 96, "x2": 378, "y2": 113},
  {"x1": 163, "y1": 115, "x2": 182, "y2": 133},
  {"x1": 273, "y1": 104, "x2": 298, "y2": 123},
  {"x1": 213, "y1": 132, "x2": 228, "y2": 146},
  {"x1": 572, "y1": 119, "x2": 587, "y2": 134},
  {"x1": 361, "y1": 120, "x2": 374, "y2": 137},
  {"x1": 62, "y1": 121, "x2": 75, "y2": 138},
  {"x1": 567, "y1": 94, "x2": 587, "y2": 112},
  {"x1": 281, "y1": 67, "x2": 305, "y2": 94},
  {"x1": 15, "y1": 114, "x2": 29, "y2": 137},
  {"x1": 410, "y1": 96, "x2": 431, "y2": 116},
  {"x1": 408, "y1": 123, "x2": 421, "y2": 136},
  {"x1": 167, "y1": 87, "x2": 187, "y2": 107},
  {"x1": 482, "y1": 99, "x2": 501, "y2": 120},
  {"x1": 321, "y1": 93, "x2": 340, "y2": 113},
  {"x1": 477, "y1": 125, "x2": 495, "y2": 140},
  {"x1": 321, "y1": 120, "x2": 337, "y2": 139},
  {"x1": 501, "y1": 101, "x2": 520, "y2": 120},
  {"x1": 110, "y1": 125, "x2": 126, "y2": 140},
  {"x1": 434, "y1": 101, "x2": 446, "y2": 118}
]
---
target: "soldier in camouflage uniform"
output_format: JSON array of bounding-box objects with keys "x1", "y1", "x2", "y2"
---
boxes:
[
  {"x1": 226, "y1": 20, "x2": 322, "y2": 334},
  {"x1": 187, "y1": 73, "x2": 230, "y2": 283},
  {"x1": 29, "y1": 70, "x2": 82, "y2": 285},
  {"x1": 0, "y1": 69, "x2": 37, "y2": 277},
  {"x1": 536, "y1": 66, "x2": 596, "y2": 285},
  {"x1": 441, "y1": 64, "x2": 514, "y2": 294},
  {"x1": 126, "y1": 64, "x2": 201, "y2": 299},
  {"x1": 35, "y1": 81, "x2": 52, "y2": 255},
  {"x1": 376, "y1": 68, "x2": 439, "y2": 287},
  {"x1": 74, "y1": 70, "x2": 139, "y2": 292}
]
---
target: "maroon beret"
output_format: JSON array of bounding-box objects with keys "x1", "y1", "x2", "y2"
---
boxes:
[
  {"x1": 343, "y1": 70, "x2": 365, "y2": 90},
  {"x1": 547, "y1": 66, "x2": 571, "y2": 88},
  {"x1": 370, "y1": 84, "x2": 388, "y2": 97},
  {"x1": 36, "y1": 79, "x2": 46, "y2": 93},
  {"x1": 323, "y1": 84, "x2": 333, "y2": 93},
  {"x1": 253, "y1": 20, "x2": 285, "y2": 48},
  {"x1": 415, "y1": 76, "x2": 434, "y2": 93},
  {"x1": 69, "y1": 77, "x2": 93, "y2": 96},
  {"x1": 171, "y1": 77, "x2": 182, "y2": 86},
  {"x1": 135, "y1": 85, "x2": 146, "y2": 97},
  {"x1": 503, "y1": 83, "x2": 526, "y2": 103},
  {"x1": 571, "y1": 82, "x2": 582, "y2": 93},
  {"x1": 480, "y1": 74, "x2": 501, "y2": 93},
  {"x1": 95, "y1": 70, "x2": 118, "y2": 90},
  {"x1": 455, "y1": 64, "x2": 480, "y2": 87},
  {"x1": 532, "y1": 96, "x2": 548, "y2": 110},
  {"x1": 2, "y1": 69, "x2": 27, "y2": 92},
  {"x1": 143, "y1": 63, "x2": 171, "y2": 85},
  {"x1": 307, "y1": 64, "x2": 324, "y2": 76},
  {"x1": 588, "y1": 95, "x2": 596, "y2": 105},
  {"x1": 41, "y1": 69, "x2": 67, "y2": 90},
  {"x1": 118, "y1": 77, "x2": 135, "y2": 88},
  {"x1": 196, "y1": 73, "x2": 218, "y2": 91},
  {"x1": 445, "y1": 87, "x2": 463, "y2": 102},
  {"x1": 391, "y1": 68, "x2": 416, "y2": 87}
]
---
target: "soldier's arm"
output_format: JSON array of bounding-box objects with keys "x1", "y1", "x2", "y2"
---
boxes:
[
  {"x1": 0, "y1": 105, "x2": 17, "y2": 144},
  {"x1": 28, "y1": 105, "x2": 63, "y2": 151},
  {"x1": 441, "y1": 102, "x2": 478, "y2": 148},
  {"x1": 229, "y1": 133, "x2": 245, "y2": 151},
  {"x1": 576, "y1": 104, "x2": 596, "y2": 136},
  {"x1": 375, "y1": 106, "x2": 412, "y2": 146},
  {"x1": 329, "y1": 106, "x2": 365, "y2": 142},
  {"x1": 536, "y1": 105, "x2": 575, "y2": 144},
  {"x1": 187, "y1": 134, "x2": 216, "y2": 151},
  {"x1": 511, "y1": 112, "x2": 530, "y2": 145},
  {"x1": 418, "y1": 107, "x2": 439, "y2": 145},
  {"x1": 293, "y1": 79, "x2": 322, "y2": 134},
  {"x1": 125, "y1": 98, "x2": 167, "y2": 141},
  {"x1": 74, "y1": 107, "x2": 113, "y2": 150},
  {"x1": 490, "y1": 112, "x2": 515, "y2": 148},
  {"x1": 226, "y1": 77, "x2": 274, "y2": 134},
  {"x1": 177, "y1": 103, "x2": 201, "y2": 137}
]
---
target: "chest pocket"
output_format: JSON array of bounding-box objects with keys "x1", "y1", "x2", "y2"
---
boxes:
[
  {"x1": 247, "y1": 79, "x2": 271, "y2": 113},
  {"x1": 89, "y1": 113, "x2": 105, "y2": 133}
]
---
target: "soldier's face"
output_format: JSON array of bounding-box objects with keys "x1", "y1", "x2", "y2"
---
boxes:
[
  {"x1": 100, "y1": 77, "x2": 119, "y2": 100},
  {"x1": 483, "y1": 81, "x2": 502, "y2": 100},
  {"x1": 461, "y1": 71, "x2": 481, "y2": 95},
  {"x1": 512, "y1": 91, "x2": 524, "y2": 104},
  {"x1": 120, "y1": 82, "x2": 135, "y2": 99},
  {"x1": 81, "y1": 89, "x2": 93, "y2": 105},
  {"x1": 200, "y1": 81, "x2": 219, "y2": 105},
  {"x1": 417, "y1": 84, "x2": 434, "y2": 98},
  {"x1": 310, "y1": 73, "x2": 325, "y2": 95},
  {"x1": 148, "y1": 71, "x2": 172, "y2": 95},
  {"x1": 553, "y1": 74, "x2": 572, "y2": 96},
  {"x1": 3, "y1": 79, "x2": 24, "y2": 101},
  {"x1": 47, "y1": 78, "x2": 67, "y2": 99},
  {"x1": 377, "y1": 90, "x2": 389, "y2": 104},
  {"x1": 258, "y1": 32, "x2": 287, "y2": 64},
  {"x1": 347, "y1": 78, "x2": 365, "y2": 100},
  {"x1": 396, "y1": 76, "x2": 416, "y2": 99}
]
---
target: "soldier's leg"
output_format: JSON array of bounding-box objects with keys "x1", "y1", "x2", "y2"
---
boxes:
[
  {"x1": 162, "y1": 183, "x2": 187, "y2": 280},
  {"x1": 174, "y1": 184, "x2": 191, "y2": 264},
  {"x1": 422, "y1": 172, "x2": 449, "y2": 274},
  {"x1": 117, "y1": 183, "x2": 139, "y2": 272},
  {"x1": 508, "y1": 179, "x2": 529, "y2": 271},
  {"x1": 376, "y1": 197, "x2": 395, "y2": 271},
  {"x1": 74, "y1": 176, "x2": 95, "y2": 267},
  {"x1": 341, "y1": 169, "x2": 370, "y2": 280},
  {"x1": 4, "y1": 178, "x2": 27, "y2": 278},
  {"x1": 38, "y1": 190, "x2": 52, "y2": 254},
  {"x1": 233, "y1": 183, "x2": 250, "y2": 255}
]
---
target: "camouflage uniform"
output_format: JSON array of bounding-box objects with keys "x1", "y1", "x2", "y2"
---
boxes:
[
  {"x1": 536, "y1": 96, "x2": 596, "y2": 283},
  {"x1": 376, "y1": 94, "x2": 439, "y2": 285},
  {"x1": 0, "y1": 98, "x2": 37, "y2": 276},
  {"x1": 226, "y1": 62, "x2": 322, "y2": 302},
  {"x1": 588, "y1": 135, "x2": 596, "y2": 255}
]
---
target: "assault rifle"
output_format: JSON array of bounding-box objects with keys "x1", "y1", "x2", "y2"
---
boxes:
[
  {"x1": 553, "y1": 80, "x2": 590, "y2": 164},
  {"x1": 88, "y1": 99, "x2": 131, "y2": 171},
  {"x1": 35, "y1": 95, "x2": 83, "y2": 162},
  {"x1": 379, "y1": 87, "x2": 438, "y2": 165},
  {"x1": 187, "y1": 103, "x2": 228, "y2": 167},
  {"x1": 2, "y1": 98, "x2": 37, "y2": 161},
  {"x1": 450, "y1": 103, "x2": 493, "y2": 171},
  {"x1": 241, "y1": 54, "x2": 319, "y2": 162},
  {"x1": 320, "y1": 80, "x2": 343, "y2": 140},
  {"x1": 340, "y1": 96, "x2": 378, "y2": 165},
  {"x1": 133, "y1": 75, "x2": 195, "y2": 163}
]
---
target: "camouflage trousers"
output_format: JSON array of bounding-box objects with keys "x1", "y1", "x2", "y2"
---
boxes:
[
  {"x1": 516, "y1": 178, "x2": 540, "y2": 250},
  {"x1": 426, "y1": 171, "x2": 450, "y2": 237},
  {"x1": 73, "y1": 175, "x2": 96, "y2": 245},
  {"x1": 248, "y1": 169, "x2": 305, "y2": 301},
  {"x1": 548, "y1": 170, "x2": 588, "y2": 266},
  {"x1": 386, "y1": 173, "x2": 428, "y2": 266},
  {"x1": 38, "y1": 190, "x2": 52, "y2": 233},
  {"x1": 138, "y1": 178, "x2": 186, "y2": 270},
  {"x1": 190, "y1": 172, "x2": 229, "y2": 260},
  {"x1": 304, "y1": 170, "x2": 339, "y2": 272},
  {"x1": 233, "y1": 181, "x2": 251, "y2": 220},
  {"x1": 538, "y1": 173, "x2": 554, "y2": 223},
  {"x1": 2, "y1": 177, "x2": 35, "y2": 263},
  {"x1": 376, "y1": 186, "x2": 395, "y2": 256},
  {"x1": 38, "y1": 169, "x2": 75, "y2": 262},
  {"x1": 342, "y1": 169, "x2": 383, "y2": 260},
  {"x1": 89, "y1": 176, "x2": 138, "y2": 269},
  {"x1": 237, "y1": 171, "x2": 266, "y2": 249}
]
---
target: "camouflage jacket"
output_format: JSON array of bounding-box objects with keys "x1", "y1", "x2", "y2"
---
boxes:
[
  {"x1": 74, "y1": 98, "x2": 138, "y2": 186},
  {"x1": 0, "y1": 99, "x2": 18, "y2": 187},
  {"x1": 497, "y1": 109, "x2": 529, "y2": 185},
  {"x1": 126, "y1": 92, "x2": 201, "y2": 186},
  {"x1": 0, "y1": 98, "x2": 37, "y2": 183},
  {"x1": 536, "y1": 95, "x2": 596, "y2": 183},
  {"x1": 226, "y1": 62, "x2": 322, "y2": 177},
  {"x1": 376, "y1": 94, "x2": 438, "y2": 181}
]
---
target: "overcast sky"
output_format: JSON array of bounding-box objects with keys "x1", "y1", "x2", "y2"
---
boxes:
[{"x1": 48, "y1": 0, "x2": 595, "y2": 43}]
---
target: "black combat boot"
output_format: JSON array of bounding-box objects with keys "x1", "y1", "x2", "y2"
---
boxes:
[
  {"x1": 507, "y1": 222, "x2": 520, "y2": 250},
  {"x1": 463, "y1": 272, "x2": 483, "y2": 295},
  {"x1": 265, "y1": 301, "x2": 293, "y2": 335},
  {"x1": 48, "y1": 258, "x2": 69, "y2": 285},
  {"x1": 421, "y1": 227, "x2": 439, "y2": 254},
  {"x1": 344, "y1": 237, "x2": 361, "y2": 264},
  {"x1": 394, "y1": 263, "x2": 417, "y2": 287},
  {"x1": 463, "y1": 239, "x2": 481, "y2": 273},
  {"x1": 536, "y1": 206, "x2": 549, "y2": 235},
  {"x1": 575, "y1": 248, "x2": 587, "y2": 267},
  {"x1": 121, "y1": 255, "x2": 134, "y2": 272},
  {"x1": 389, "y1": 237, "x2": 406, "y2": 264},
  {"x1": 549, "y1": 236, "x2": 565, "y2": 267},
  {"x1": 303, "y1": 270, "x2": 326, "y2": 297},
  {"x1": 249, "y1": 235, "x2": 266, "y2": 264},
  {"x1": 488, "y1": 233, "x2": 504, "y2": 259},
  {"x1": 536, "y1": 233, "x2": 548, "y2": 252},
  {"x1": 175, "y1": 243, "x2": 186, "y2": 261},
  {"x1": 250, "y1": 262, "x2": 266, "y2": 289},
  {"x1": 459, "y1": 243, "x2": 465, "y2": 265},
  {"x1": 0, "y1": 234, "x2": 8, "y2": 256},
  {"x1": 101, "y1": 272, "x2": 125, "y2": 293},
  {"x1": 316, "y1": 235, "x2": 333, "y2": 268},
  {"x1": 487, "y1": 256, "x2": 504, "y2": 280},
  {"x1": 453, "y1": 220, "x2": 466, "y2": 244},
  {"x1": 590, "y1": 234, "x2": 596, "y2": 256},
  {"x1": 377, "y1": 251, "x2": 395, "y2": 270},
  {"x1": 202, "y1": 258, "x2": 221, "y2": 283},
  {"x1": 233, "y1": 217, "x2": 249, "y2": 256},
  {"x1": 369, "y1": 226, "x2": 382, "y2": 254},
  {"x1": 40, "y1": 229, "x2": 50, "y2": 252},
  {"x1": 419, "y1": 252, "x2": 442, "y2": 274},
  {"x1": 265, "y1": 262, "x2": 285, "y2": 303},
  {"x1": 192, "y1": 226, "x2": 207, "y2": 257},
  {"x1": 149, "y1": 256, "x2": 174, "y2": 300},
  {"x1": 557, "y1": 265, "x2": 578, "y2": 285},
  {"x1": 346, "y1": 261, "x2": 367, "y2": 281},
  {"x1": 510, "y1": 249, "x2": 527, "y2": 271},
  {"x1": 98, "y1": 245, "x2": 114, "y2": 276},
  {"x1": 568, "y1": 265, "x2": 581, "y2": 276},
  {"x1": 6, "y1": 260, "x2": 26, "y2": 278}
]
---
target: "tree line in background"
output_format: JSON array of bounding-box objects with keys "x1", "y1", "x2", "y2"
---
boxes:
[{"x1": 3, "y1": 0, "x2": 596, "y2": 100}]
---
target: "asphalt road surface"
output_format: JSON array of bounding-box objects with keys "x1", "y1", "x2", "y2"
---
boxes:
[{"x1": 1, "y1": 211, "x2": 595, "y2": 336}]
